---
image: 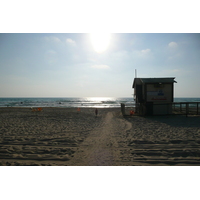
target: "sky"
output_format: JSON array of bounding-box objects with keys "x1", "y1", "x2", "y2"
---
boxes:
[
  {"x1": 0, "y1": 33, "x2": 200, "y2": 98},
  {"x1": 1, "y1": 1, "x2": 200, "y2": 199}
]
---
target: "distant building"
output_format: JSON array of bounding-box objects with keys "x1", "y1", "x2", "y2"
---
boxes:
[{"x1": 132, "y1": 77, "x2": 177, "y2": 115}]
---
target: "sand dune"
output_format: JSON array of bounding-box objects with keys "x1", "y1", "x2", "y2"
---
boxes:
[{"x1": 0, "y1": 107, "x2": 200, "y2": 166}]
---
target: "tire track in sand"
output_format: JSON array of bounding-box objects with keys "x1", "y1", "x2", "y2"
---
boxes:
[{"x1": 66, "y1": 111, "x2": 132, "y2": 166}]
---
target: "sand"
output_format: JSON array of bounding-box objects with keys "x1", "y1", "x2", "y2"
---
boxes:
[{"x1": 0, "y1": 107, "x2": 200, "y2": 166}]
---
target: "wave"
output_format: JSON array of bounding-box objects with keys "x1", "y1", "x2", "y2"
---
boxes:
[{"x1": 0, "y1": 97, "x2": 134, "y2": 108}]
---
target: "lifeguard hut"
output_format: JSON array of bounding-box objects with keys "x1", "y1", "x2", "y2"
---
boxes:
[{"x1": 132, "y1": 77, "x2": 177, "y2": 115}]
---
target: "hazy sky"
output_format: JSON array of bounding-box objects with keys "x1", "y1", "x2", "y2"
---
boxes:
[{"x1": 0, "y1": 33, "x2": 200, "y2": 98}]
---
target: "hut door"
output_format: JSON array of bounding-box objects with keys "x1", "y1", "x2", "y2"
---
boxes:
[{"x1": 146, "y1": 102, "x2": 153, "y2": 115}]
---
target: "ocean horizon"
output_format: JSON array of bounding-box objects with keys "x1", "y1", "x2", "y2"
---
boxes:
[{"x1": 0, "y1": 97, "x2": 200, "y2": 108}]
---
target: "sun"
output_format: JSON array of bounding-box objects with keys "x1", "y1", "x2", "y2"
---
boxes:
[{"x1": 90, "y1": 33, "x2": 111, "y2": 53}]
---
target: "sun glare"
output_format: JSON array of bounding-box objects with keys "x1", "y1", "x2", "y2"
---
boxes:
[{"x1": 90, "y1": 33, "x2": 111, "y2": 53}]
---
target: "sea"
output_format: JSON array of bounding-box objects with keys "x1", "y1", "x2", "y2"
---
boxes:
[{"x1": 0, "y1": 97, "x2": 200, "y2": 108}]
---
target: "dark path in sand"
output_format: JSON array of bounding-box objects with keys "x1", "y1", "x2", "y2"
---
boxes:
[{"x1": 66, "y1": 112, "x2": 132, "y2": 166}]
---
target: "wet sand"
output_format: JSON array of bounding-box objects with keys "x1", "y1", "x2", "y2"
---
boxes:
[{"x1": 0, "y1": 107, "x2": 200, "y2": 166}]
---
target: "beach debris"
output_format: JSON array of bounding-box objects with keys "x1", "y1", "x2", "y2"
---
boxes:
[
  {"x1": 31, "y1": 107, "x2": 43, "y2": 112},
  {"x1": 130, "y1": 110, "x2": 134, "y2": 116},
  {"x1": 95, "y1": 108, "x2": 98, "y2": 116},
  {"x1": 77, "y1": 108, "x2": 81, "y2": 112},
  {"x1": 31, "y1": 108, "x2": 36, "y2": 112},
  {"x1": 38, "y1": 107, "x2": 42, "y2": 112}
]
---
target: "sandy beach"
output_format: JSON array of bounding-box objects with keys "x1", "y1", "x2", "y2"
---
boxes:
[{"x1": 0, "y1": 107, "x2": 200, "y2": 166}]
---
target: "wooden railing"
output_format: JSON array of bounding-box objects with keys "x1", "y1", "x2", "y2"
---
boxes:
[
  {"x1": 172, "y1": 102, "x2": 200, "y2": 116},
  {"x1": 121, "y1": 102, "x2": 200, "y2": 116}
]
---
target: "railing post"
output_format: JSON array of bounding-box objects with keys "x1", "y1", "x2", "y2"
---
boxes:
[
  {"x1": 186, "y1": 103, "x2": 189, "y2": 117},
  {"x1": 121, "y1": 103, "x2": 125, "y2": 116}
]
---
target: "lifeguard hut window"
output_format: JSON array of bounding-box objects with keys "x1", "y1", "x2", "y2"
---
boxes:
[{"x1": 154, "y1": 83, "x2": 165, "y2": 88}]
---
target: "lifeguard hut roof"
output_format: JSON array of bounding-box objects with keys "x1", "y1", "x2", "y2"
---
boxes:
[{"x1": 132, "y1": 77, "x2": 177, "y2": 88}]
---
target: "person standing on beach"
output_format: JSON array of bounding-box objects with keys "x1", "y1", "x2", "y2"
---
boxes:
[{"x1": 95, "y1": 108, "x2": 98, "y2": 116}]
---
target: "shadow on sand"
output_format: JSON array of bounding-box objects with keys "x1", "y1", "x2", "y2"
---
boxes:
[{"x1": 124, "y1": 114, "x2": 200, "y2": 128}]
